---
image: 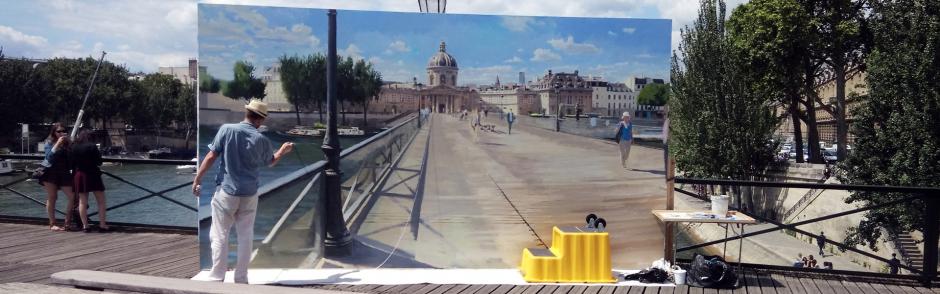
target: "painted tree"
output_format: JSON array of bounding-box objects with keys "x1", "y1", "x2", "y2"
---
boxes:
[
  {"x1": 223, "y1": 60, "x2": 265, "y2": 103},
  {"x1": 840, "y1": 0, "x2": 940, "y2": 250},
  {"x1": 636, "y1": 83, "x2": 669, "y2": 106},
  {"x1": 279, "y1": 55, "x2": 310, "y2": 125}
]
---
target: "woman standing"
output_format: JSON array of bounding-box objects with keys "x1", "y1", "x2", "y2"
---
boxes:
[
  {"x1": 70, "y1": 129, "x2": 110, "y2": 232},
  {"x1": 42, "y1": 122, "x2": 76, "y2": 231},
  {"x1": 615, "y1": 112, "x2": 634, "y2": 169}
]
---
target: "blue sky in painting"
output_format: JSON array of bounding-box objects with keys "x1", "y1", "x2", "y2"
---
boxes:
[{"x1": 199, "y1": 4, "x2": 671, "y2": 85}]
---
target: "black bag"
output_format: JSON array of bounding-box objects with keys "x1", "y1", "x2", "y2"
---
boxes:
[
  {"x1": 687, "y1": 254, "x2": 738, "y2": 288},
  {"x1": 31, "y1": 166, "x2": 46, "y2": 183},
  {"x1": 623, "y1": 267, "x2": 669, "y2": 284}
]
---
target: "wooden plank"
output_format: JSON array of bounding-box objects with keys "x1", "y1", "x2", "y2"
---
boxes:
[
  {"x1": 472, "y1": 284, "x2": 501, "y2": 294},
  {"x1": 460, "y1": 284, "x2": 487, "y2": 294},
  {"x1": 741, "y1": 270, "x2": 762, "y2": 294},
  {"x1": 412, "y1": 284, "x2": 445, "y2": 294},
  {"x1": 851, "y1": 281, "x2": 881, "y2": 294},
  {"x1": 507, "y1": 284, "x2": 538, "y2": 294},
  {"x1": 885, "y1": 284, "x2": 921, "y2": 294},
  {"x1": 867, "y1": 282, "x2": 894, "y2": 294},
  {"x1": 595, "y1": 286, "x2": 618, "y2": 294},
  {"x1": 443, "y1": 284, "x2": 472, "y2": 294},
  {"x1": 552, "y1": 285, "x2": 574, "y2": 294},
  {"x1": 379, "y1": 284, "x2": 418, "y2": 293},
  {"x1": 688, "y1": 285, "x2": 705, "y2": 294},
  {"x1": 821, "y1": 278, "x2": 850, "y2": 294},
  {"x1": 0, "y1": 282, "x2": 102, "y2": 293},
  {"x1": 780, "y1": 275, "x2": 807, "y2": 294},
  {"x1": 795, "y1": 276, "x2": 822, "y2": 294},
  {"x1": 489, "y1": 285, "x2": 517, "y2": 294},
  {"x1": 537, "y1": 285, "x2": 561, "y2": 294},
  {"x1": 766, "y1": 274, "x2": 792, "y2": 294},
  {"x1": 566, "y1": 285, "x2": 589, "y2": 294},
  {"x1": 674, "y1": 284, "x2": 689, "y2": 294},
  {"x1": 753, "y1": 272, "x2": 777, "y2": 294},
  {"x1": 611, "y1": 285, "x2": 632, "y2": 294}
]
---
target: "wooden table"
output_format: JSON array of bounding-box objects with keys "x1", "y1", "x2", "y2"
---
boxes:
[{"x1": 652, "y1": 210, "x2": 757, "y2": 273}]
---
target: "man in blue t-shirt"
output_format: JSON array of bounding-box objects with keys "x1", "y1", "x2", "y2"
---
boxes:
[
  {"x1": 616, "y1": 112, "x2": 634, "y2": 169},
  {"x1": 192, "y1": 99, "x2": 294, "y2": 283}
]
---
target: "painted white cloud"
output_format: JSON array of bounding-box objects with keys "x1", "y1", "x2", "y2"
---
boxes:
[
  {"x1": 504, "y1": 56, "x2": 522, "y2": 63},
  {"x1": 386, "y1": 40, "x2": 410, "y2": 53},
  {"x1": 341, "y1": 44, "x2": 363, "y2": 60},
  {"x1": 608, "y1": 30, "x2": 617, "y2": 36},
  {"x1": 461, "y1": 65, "x2": 515, "y2": 85},
  {"x1": 531, "y1": 48, "x2": 561, "y2": 62},
  {"x1": 622, "y1": 27, "x2": 637, "y2": 34},
  {"x1": 548, "y1": 36, "x2": 599, "y2": 54},
  {"x1": 0, "y1": 26, "x2": 49, "y2": 47}
]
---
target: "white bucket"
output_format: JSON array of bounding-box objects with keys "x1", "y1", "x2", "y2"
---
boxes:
[
  {"x1": 673, "y1": 269, "x2": 687, "y2": 285},
  {"x1": 710, "y1": 194, "x2": 730, "y2": 217}
]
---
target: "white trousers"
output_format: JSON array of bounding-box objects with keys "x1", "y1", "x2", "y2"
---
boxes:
[
  {"x1": 208, "y1": 188, "x2": 258, "y2": 283},
  {"x1": 619, "y1": 140, "x2": 633, "y2": 167}
]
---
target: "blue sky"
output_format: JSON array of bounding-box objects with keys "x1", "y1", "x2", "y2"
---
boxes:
[
  {"x1": 200, "y1": 4, "x2": 672, "y2": 85},
  {"x1": 0, "y1": 0, "x2": 746, "y2": 75}
]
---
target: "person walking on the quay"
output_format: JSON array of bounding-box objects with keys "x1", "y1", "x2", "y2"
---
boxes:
[
  {"x1": 888, "y1": 253, "x2": 901, "y2": 275},
  {"x1": 817, "y1": 232, "x2": 826, "y2": 256},
  {"x1": 506, "y1": 109, "x2": 516, "y2": 135},
  {"x1": 192, "y1": 99, "x2": 294, "y2": 283},
  {"x1": 615, "y1": 112, "x2": 634, "y2": 169},
  {"x1": 70, "y1": 129, "x2": 111, "y2": 232},
  {"x1": 41, "y1": 122, "x2": 77, "y2": 231}
]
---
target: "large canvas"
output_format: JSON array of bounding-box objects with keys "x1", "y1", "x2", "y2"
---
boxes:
[{"x1": 197, "y1": 3, "x2": 672, "y2": 271}]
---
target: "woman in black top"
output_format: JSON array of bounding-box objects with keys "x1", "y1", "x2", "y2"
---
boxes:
[
  {"x1": 42, "y1": 123, "x2": 76, "y2": 231},
  {"x1": 70, "y1": 129, "x2": 110, "y2": 232}
]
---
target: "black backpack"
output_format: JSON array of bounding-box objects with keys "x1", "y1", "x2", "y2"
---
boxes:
[{"x1": 687, "y1": 254, "x2": 738, "y2": 288}]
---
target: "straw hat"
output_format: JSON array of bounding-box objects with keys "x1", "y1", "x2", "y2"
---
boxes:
[
  {"x1": 621, "y1": 111, "x2": 631, "y2": 118},
  {"x1": 245, "y1": 99, "x2": 268, "y2": 118}
]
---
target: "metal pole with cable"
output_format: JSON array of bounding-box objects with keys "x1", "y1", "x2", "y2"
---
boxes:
[{"x1": 70, "y1": 51, "x2": 107, "y2": 139}]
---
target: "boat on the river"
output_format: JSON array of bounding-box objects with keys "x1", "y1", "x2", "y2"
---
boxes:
[
  {"x1": 338, "y1": 126, "x2": 365, "y2": 136},
  {"x1": 176, "y1": 158, "x2": 197, "y2": 173},
  {"x1": 0, "y1": 160, "x2": 14, "y2": 175},
  {"x1": 281, "y1": 126, "x2": 324, "y2": 137}
]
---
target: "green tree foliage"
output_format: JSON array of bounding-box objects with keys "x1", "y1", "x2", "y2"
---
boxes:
[
  {"x1": 840, "y1": 0, "x2": 940, "y2": 250},
  {"x1": 199, "y1": 68, "x2": 221, "y2": 93},
  {"x1": 671, "y1": 0, "x2": 779, "y2": 182},
  {"x1": 279, "y1": 54, "x2": 310, "y2": 125},
  {"x1": 134, "y1": 73, "x2": 181, "y2": 130},
  {"x1": 0, "y1": 54, "x2": 51, "y2": 141},
  {"x1": 727, "y1": 0, "x2": 818, "y2": 163},
  {"x1": 637, "y1": 83, "x2": 670, "y2": 106},
  {"x1": 818, "y1": 0, "x2": 868, "y2": 160},
  {"x1": 223, "y1": 60, "x2": 265, "y2": 103}
]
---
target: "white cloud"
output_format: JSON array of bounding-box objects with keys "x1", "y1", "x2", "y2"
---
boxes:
[
  {"x1": 341, "y1": 44, "x2": 363, "y2": 60},
  {"x1": 504, "y1": 56, "x2": 523, "y2": 63},
  {"x1": 531, "y1": 48, "x2": 561, "y2": 62},
  {"x1": 0, "y1": 25, "x2": 48, "y2": 47},
  {"x1": 165, "y1": 4, "x2": 196, "y2": 30},
  {"x1": 547, "y1": 36, "x2": 599, "y2": 54},
  {"x1": 622, "y1": 27, "x2": 636, "y2": 34},
  {"x1": 500, "y1": 16, "x2": 538, "y2": 32},
  {"x1": 386, "y1": 40, "x2": 410, "y2": 54},
  {"x1": 608, "y1": 30, "x2": 617, "y2": 36}
]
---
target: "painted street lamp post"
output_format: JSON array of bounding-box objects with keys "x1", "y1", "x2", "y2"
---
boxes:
[{"x1": 322, "y1": 9, "x2": 352, "y2": 256}]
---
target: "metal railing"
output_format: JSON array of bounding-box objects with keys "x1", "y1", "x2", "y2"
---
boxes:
[
  {"x1": 0, "y1": 154, "x2": 195, "y2": 231},
  {"x1": 246, "y1": 114, "x2": 424, "y2": 267},
  {"x1": 673, "y1": 177, "x2": 940, "y2": 285}
]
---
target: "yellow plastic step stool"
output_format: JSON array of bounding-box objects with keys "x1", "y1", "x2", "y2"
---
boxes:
[{"x1": 519, "y1": 226, "x2": 616, "y2": 283}]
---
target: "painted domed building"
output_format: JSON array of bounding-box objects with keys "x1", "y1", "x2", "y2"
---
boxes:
[{"x1": 375, "y1": 41, "x2": 479, "y2": 114}]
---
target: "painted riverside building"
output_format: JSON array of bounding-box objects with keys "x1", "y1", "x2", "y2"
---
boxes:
[{"x1": 375, "y1": 41, "x2": 665, "y2": 118}]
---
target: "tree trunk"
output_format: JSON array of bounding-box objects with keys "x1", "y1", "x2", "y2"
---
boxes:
[
  {"x1": 790, "y1": 96, "x2": 805, "y2": 163},
  {"x1": 362, "y1": 101, "x2": 369, "y2": 129},
  {"x1": 294, "y1": 104, "x2": 302, "y2": 126},
  {"x1": 802, "y1": 60, "x2": 823, "y2": 163},
  {"x1": 834, "y1": 61, "x2": 848, "y2": 160}
]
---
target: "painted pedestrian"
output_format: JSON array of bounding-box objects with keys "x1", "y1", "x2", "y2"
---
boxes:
[{"x1": 615, "y1": 112, "x2": 634, "y2": 169}]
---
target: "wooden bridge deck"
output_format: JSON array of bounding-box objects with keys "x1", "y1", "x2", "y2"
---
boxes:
[
  {"x1": 0, "y1": 222, "x2": 198, "y2": 285},
  {"x1": 1, "y1": 221, "x2": 938, "y2": 293}
]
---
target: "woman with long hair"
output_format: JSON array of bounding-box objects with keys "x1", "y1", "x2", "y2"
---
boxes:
[
  {"x1": 70, "y1": 129, "x2": 110, "y2": 232},
  {"x1": 42, "y1": 122, "x2": 76, "y2": 231}
]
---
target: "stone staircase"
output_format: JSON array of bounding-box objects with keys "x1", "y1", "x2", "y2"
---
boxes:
[{"x1": 896, "y1": 232, "x2": 925, "y2": 270}]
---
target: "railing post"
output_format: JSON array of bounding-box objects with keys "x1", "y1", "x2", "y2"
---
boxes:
[
  {"x1": 923, "y1": 195, "x2": 939, "y2": 287},
  {"x1": 322, "y1": 9, "x2": 352, "y2": 256}
]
